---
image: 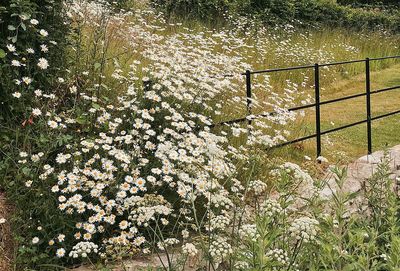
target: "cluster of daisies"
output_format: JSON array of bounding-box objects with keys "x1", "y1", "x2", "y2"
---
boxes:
[
  {"x1": 5, "y1": 15, "x2": 56, "y2": 106},
  {"x1": 3, "y1": 0, "x2": 333, "y2": 269}
]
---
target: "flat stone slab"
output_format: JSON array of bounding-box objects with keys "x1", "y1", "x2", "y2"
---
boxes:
[
  {"x1": 70, "y1": 254, "x2": 199, "y2": 271},
  {"x1": 321, "y1": 145, "x2": 400, "y2": 202}
]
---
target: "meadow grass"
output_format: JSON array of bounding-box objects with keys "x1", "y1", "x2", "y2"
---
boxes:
[
  {"x1": 271, "y1": 64, "x2": 400, "y2": 164},
  {"x1": 76, "y1": 3, "x2": 400, "y2": 165}
]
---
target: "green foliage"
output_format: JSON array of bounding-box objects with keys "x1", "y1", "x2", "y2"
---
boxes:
[
  {"x1": 0, "y1": 0, "x2": 68, "y2": 123},
  {"x1": 338, "y1": 0, "x2": 399, "y2": 5},
  {"x1": 151, "y1": 0, "x2": 227, "y2": 20},
  {"x1": 232, "y1": 158, "x2": 400, "y2": 270},
  {"x1": 152, "y1": 0, "x2": 400, "y2": 32},
  {"x1": 0, "y1": 0, "x2": 71, "y2": 268},
  {"x1": 0, "y1": 1, "x2": 400, "y2": 270}
]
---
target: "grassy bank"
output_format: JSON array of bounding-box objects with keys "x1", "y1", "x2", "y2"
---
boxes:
[
  {"x1": 79, "y1": 2, "x2": 400, "y2": 163},
  {"x1": 272, "y1": 64, "x2": 400, "y2": 163}
]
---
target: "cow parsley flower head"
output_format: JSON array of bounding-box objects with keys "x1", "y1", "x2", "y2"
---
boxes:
[
  {"x1": 265, "y1": 249, "x2": 289, "y2": 266},
  {"x1": 261, "y1": 198, "x2": 283, "y2": 217},
  {"x1": 289, "y1": 217, "x2": 319, "y2": 243},
  {"x1": 209, "y1": 237, "x2": 233, "y2": 263},
  {"x1": 248, "y1": 180, "x2": 268, "y2": 195},
  {"x1": 238, "y1": 224, "x2": 260, "y2": 241},
  {"x1": 182, "y1": 243, "x2": 198, "y2": 257}
]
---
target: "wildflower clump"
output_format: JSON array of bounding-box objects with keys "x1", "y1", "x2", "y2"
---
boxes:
[
  {"x1": 2, "y1": 0, "x2": 400, "y2": 270},
  {"x1": 30, "y1": 61, "x2": 243, "y2": 260}
]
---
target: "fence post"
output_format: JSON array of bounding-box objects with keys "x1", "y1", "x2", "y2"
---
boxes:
[
  {"x1": 366, "y1": 58, "x2": 372, "y2": 155},
  {"x1": 245, "y1": 70, "x2": 252, "y2": 125},
  {"x1": 314, "y1": 63, "x2": 322, "y2": 157}
]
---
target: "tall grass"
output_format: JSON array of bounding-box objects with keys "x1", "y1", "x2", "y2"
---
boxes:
[{"x1": 74, "y1": 1, "x2": 400, "y2": 161}]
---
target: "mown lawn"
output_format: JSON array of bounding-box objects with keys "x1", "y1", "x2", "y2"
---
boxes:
[{"x1": 269, "y1": 63, "x2": 400, "y2": 164}]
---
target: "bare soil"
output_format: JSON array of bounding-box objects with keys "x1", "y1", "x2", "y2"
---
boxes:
[{"x1": 0, "y1": 192, "x2": 14, "y2": 271}]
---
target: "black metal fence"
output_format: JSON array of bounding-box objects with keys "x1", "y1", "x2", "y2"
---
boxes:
[{"x1": 214, "y1": 56, "x2": 400, "y2": 157}]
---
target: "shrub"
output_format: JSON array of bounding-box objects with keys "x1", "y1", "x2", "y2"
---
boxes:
[
  {"x1": 231, "y1": 0, "x2": 296, "y2": 25},
  {"x1": 0, "y1": 0, "x2": 68, "y2": 123},
  {"x1": 338, "y1": 0, "x2": 399, "y2": 5},
  {"x1": 151, "y1": 0, "x2": 227, "y2": 20},
  {"x1": 151, "y1": 0, "x2": 400, "y2": 32}
]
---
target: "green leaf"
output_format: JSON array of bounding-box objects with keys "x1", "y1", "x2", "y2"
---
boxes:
[
  {"x1": 39, "y1": 135, "x2": 49, "y2": 143},
  {"x1": 0, "y1": 49, "x2": 6, "y2": 58},
  {"x1": 101, "y1": 96, "x2": 110, "y2": 102},
  {"x1": 94, "y1": 62, "x2": 101, "y2": 70},
  {"x1": 21, "y1": 22, "x2": 26, "y2": 31},
  {"x1": 92, "y1": 103, "x2": 101, "y2": 110},
  {"x1": 7, "y1": 25, "x2": 16, "y2": 31},
  {"x1": 21, "y1": 167, "x2": 31, "y2": 175},
  {"x1": 76, "y1": 115, "x2": 88, "y2": 124}
]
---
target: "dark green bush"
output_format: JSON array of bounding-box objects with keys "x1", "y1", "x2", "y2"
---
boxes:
[
  {"x1": 232, "y1": 0, "x2": 296, "y2": 25},
  {"x1": 338, "y1": 0, "x2": 399, "y2": 5},
  {"x1": 0, "y1": 2, "x2": 70, "y2": 266},
  {"x1": 151, "y1": 0, "x2": 227, "y2": 20},
  {"x1": 0, "y1": 0, "x2": 68, "y2": 123},
  {"x1": 151, "y1": 0, "x2": 400, "y2": 32},
  {"x1": 294, "y1": 0, "x2": 347, "y2": 25}
]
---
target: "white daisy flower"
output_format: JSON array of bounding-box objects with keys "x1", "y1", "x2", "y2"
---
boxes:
[
  {"x1": 32, "y1": 108, "x2": 42, "y2": 116},
  {"x1": 37, "y1": 58, "x2": 49, "y2": 70},
  {"x1": 6, "y1": 44, "x2": 16, "y2": 52},
  {"x1": 32, "y1": 237, "x2": 40, "y2": 244},
  {"x1": 56, "y1": 248, "x2": 65, "y2": 257},
  {"x1": 12, "y1": 92, "x2": 21, "y2": 98},
  {"x1": 39, "y1": 29, "x2": 48, "y2": 37},
  {"x1": 30, "y1": 19, "x2": 39, "y2": 25},
  {"x1": 11, "y1": 60, "x2": 21, "y2": 67}
]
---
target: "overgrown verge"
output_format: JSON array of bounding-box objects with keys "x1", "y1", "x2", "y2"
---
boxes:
[{"x1": 1, "y1": 1, "x2": 400, "y2": 270}]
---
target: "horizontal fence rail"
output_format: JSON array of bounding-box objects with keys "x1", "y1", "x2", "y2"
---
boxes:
[{"x1": 212, "y1": 55, "x2": 400, "y2": 157}]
